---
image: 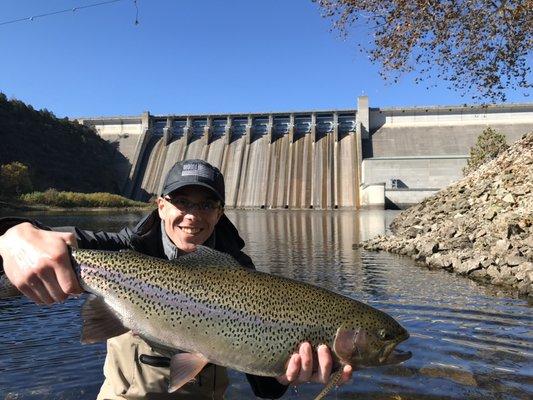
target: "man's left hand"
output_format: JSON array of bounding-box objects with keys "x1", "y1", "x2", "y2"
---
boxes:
[{"x1": 276, "y1": 342, "x2": 353, "y2": 386}]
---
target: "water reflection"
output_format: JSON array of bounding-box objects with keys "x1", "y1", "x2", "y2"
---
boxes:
[{"x1": 0, "y1": 209, "x2": 531, "y2": 400}]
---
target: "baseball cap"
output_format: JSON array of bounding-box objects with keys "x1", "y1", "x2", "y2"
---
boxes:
[{"x1": 161, "y1": 159, "x2": 225, "y2": 204}]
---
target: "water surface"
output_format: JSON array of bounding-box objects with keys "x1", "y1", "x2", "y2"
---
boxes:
[{"x1": 0, "y1": 209, "x2": 531, "y2": 399}]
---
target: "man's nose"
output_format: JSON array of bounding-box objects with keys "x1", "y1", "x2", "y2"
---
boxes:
[{"x1": 183, "y1": 210, "x2": 202, "y2": 219}]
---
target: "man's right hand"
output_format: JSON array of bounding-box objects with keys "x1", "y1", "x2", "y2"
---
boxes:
[{"x1": 0, "y1": 222, "x2": 82, "y2": 305}]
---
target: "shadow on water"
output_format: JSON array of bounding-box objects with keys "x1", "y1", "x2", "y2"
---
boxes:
[{"x1": 0, "y1": 209, "x2": 531, "y2": 400}]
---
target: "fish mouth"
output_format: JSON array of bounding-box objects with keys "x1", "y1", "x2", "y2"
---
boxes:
[
  {"x1": 379, "y1": 347, "x2": 412, "y2": 365},
  {"x1": 378, "y1": 331, "x2": 411, "y2": 365}
]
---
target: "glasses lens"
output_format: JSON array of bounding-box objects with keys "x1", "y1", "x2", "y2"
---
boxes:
[
  {"x1": 202, "y1": 200, "x2": 220, "y2": 210},
  {"x1": 167, "y1": 197, "x2": 220, "y2": 211}
]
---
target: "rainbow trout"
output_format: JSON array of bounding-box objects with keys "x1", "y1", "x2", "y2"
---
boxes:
[{"x1": 5, "y1": 246, "x2": 411, "y2": 399}]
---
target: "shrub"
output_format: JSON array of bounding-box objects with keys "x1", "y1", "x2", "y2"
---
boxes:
[
  {"x1": 0, "y1": 162, "x2": 33, "y2": 197},
  {"x1": 463, "y1": 127, "x2": 509, "y2": 176},
  {"x1": 20, "y1": 189, "x2": 149, "y2": 208}
]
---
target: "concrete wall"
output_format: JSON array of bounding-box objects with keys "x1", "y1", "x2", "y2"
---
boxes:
[
  {"x1": 362, "y1": 156, "x2": 468, "y2": 189},
  {"x1": 364, "y1": 124, "x2": 530, "y2": 158},
  {"x1": 77, "y1": 100, "x2": 533, "y2": 209},
  {"x1": 385, "y1": 189, "x2": 439, "y2": 209},
  {"x1": 359, "y1": 102, "x2": 533, "y2": 207},
  {"x1": 77, "y1": 116, "x2": 146, "y2": 193}
]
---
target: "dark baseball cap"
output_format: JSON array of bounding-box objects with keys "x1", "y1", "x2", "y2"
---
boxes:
[{"x1": 161, "y1": 159, "x2": 225, "y2": 204}]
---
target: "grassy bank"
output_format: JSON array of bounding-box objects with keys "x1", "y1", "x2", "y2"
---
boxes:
[{"x1": 12, "y1": 189, "x2": 151, "y2": 209}]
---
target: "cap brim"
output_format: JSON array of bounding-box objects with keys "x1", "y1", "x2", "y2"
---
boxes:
[{"x1": 162, "y1": 182, "x2": 224, "y2": 203}]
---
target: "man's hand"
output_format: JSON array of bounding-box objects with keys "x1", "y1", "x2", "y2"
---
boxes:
[
  {"x1": 277, "y1": 342, "x2": 353, "y2": 386},
  {"x1": 0, "y1": 222, "x2": 82, "y2": 304}
]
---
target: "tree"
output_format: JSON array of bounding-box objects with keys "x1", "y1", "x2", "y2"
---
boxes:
[
  {"x1": 0, "y1": 162, "x2": 33, "y2": 197},
  {"x1": 314, "y1": 0, "x2": 532, "y2": 102},
  {"x1": 463, "y1": 127, "x2": 509, "y2": 175}
]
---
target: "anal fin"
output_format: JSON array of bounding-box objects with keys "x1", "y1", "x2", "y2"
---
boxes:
[{"x1": 169, "y1": 353, "x2": 209, "y2": 392}]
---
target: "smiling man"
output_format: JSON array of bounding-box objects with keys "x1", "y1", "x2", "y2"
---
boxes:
[{"x1": 0, "y1": 159, "x2": 352, "y2": 399}]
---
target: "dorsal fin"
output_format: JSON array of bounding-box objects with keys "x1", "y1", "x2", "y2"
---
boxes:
[{"x1": 172, "y1": 246, "x2": 242, "y2": 268}]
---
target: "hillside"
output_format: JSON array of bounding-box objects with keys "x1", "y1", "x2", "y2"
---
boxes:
[
  {"x1": 0, "y1": 94, "x2": 119, "y2": 193},
  {"x1": 363, "y1": 133, "x2": 532, "y2": 297}
]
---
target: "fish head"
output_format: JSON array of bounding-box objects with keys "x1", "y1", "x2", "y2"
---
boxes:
[{"x1": 333, "y1": 311, "x2": 411, "y2": 368}]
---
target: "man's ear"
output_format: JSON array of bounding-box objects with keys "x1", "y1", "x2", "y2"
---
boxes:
[{"x1": 157, "y1": 197, "x2": 166, "y2": 219}]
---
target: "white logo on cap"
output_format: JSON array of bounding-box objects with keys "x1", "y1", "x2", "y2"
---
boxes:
[{"x1": 182, "y1": 163, "x2": 215, "y2": 180}]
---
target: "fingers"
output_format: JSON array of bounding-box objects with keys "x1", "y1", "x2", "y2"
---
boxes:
[
  {"x1": 340, "y1": 364, "x2": 353, "y2": 384},
  {"x1": 293, "y1": 342, "x2": 312, "y2": 383},
  {"x1": 277, "y1": 343, "x2": 354, "y2": 388},
  {"x1": 57, "y1": 231, "x2": 78, "y2": 248},
  {"x1": 18, "y1": 279, "x2": 50, "y2": 305},
  {"x1": 0, "y1": 224, "x2": 81, "y2": 305},
  {"x1": 282, "y1": 353, "x2": 301, "y2": 384},
  {"x1": 315, "y1": 344, "x2": 333, "y2": 384},
  {"x1": 53, "y1": 241, "x2": 83, "y2": 296},
  {"x1": 55, "y1": 262, "x2": 83, "y2": 296},
  {"x1": 53, "y1": 231, "x2": 82, "y2": 295},
  {"x1": 39, "y1": 267, "x2": 71, "y2": 303}
]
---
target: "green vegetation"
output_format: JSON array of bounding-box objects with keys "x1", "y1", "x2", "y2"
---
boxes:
[
  {"x1": 0, "y1": 161, "x2": 33, "y2": 197},
  {"x1": 21, "y1": 189, "x2": 150, "y2": 209},
  {"x1": 0, "y1": 93, "x2": 119, "y2": 193},
  {"x1": 463, "y1": 127, "x2": 509, "y2": 176}
]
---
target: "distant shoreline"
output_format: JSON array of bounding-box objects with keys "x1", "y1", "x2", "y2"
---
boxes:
[{"x1": 0, "y1": 200, "x2": 152, "y2": 213}]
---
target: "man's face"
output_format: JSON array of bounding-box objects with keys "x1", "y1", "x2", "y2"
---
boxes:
[{"x1": 157, "y1": 186, "x2": 224, "y2": 253}]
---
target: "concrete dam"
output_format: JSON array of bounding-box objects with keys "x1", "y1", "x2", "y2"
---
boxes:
[{"x1": 77, "y1": 97, "x2": 533, "y2": 209}]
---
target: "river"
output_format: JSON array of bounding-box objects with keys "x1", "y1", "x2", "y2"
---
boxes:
[{"x1": 0, "y1": 209, "x2": 531, "y2": 399}]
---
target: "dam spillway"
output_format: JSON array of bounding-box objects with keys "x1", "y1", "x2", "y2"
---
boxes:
[
  {"x1": 77, "y1": 97, "x2": 533, "y2": 209},
  {"x1": 140, "y1": 112, "x2": 360, "y2": 209}
]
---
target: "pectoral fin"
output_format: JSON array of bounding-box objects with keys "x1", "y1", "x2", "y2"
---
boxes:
[
  {"x1": 169, "y1": 353, "x2": 209, "y2": 392},
  {"x1": 81, "y1": 295, "x2": 129, "y2": 343},
  {"x1": 313, "y1": 369, "x2": 343, "y2": 400}
]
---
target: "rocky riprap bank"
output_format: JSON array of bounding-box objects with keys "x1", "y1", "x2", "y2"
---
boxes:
[{"x1": 363, "y1": 133, "x2": 532, "y2": 297}]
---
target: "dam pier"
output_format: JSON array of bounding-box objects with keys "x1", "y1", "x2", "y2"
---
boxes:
[{"x1": 77, "y1": 97, "x2": 533, "y2": 209}]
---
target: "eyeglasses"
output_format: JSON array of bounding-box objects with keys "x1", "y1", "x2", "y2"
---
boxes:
[{"x1": 164, "y1": 196, "x2": 222, "y2": 212}]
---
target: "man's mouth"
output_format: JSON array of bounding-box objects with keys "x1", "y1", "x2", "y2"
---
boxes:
[{"x1": 179, "y1": 227, "x2": 202, "y2": 235}]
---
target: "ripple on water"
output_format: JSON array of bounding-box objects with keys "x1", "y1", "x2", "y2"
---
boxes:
[{"x1": 1, "y1": 210, "x2": 531, "y2": 400}]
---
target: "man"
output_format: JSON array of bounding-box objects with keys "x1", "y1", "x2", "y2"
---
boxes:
[{"x1": 0, "y1": 159, "x2": 352, "y2": 399}]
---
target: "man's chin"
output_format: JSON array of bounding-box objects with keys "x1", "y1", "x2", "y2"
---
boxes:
[{"x1": 179, "y1": 241, "x2": 201, "y2": 253}]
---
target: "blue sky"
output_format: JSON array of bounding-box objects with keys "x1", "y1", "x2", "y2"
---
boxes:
[{"x1": 1, "y1": 0, "x2": 531, "y2": 118}]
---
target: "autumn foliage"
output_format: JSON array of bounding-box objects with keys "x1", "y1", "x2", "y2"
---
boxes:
[
  {"x1": 0, "y1": 162, "x2": 33, "y2": 197},
  {"x1": 314, "y1": 0, "x2": 532, "y2": 102}
]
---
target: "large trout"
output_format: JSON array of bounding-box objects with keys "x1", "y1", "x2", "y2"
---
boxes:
[{"x1": 4, "y1": 246, "x2": 411, "y2": 399}]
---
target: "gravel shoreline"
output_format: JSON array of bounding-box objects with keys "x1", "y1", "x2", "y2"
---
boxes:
[{"x1": 361, "y1": 133, "x2": 532, "y2": 298}]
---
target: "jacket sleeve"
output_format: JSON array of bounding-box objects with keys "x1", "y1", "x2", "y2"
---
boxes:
[{"x1": 245, "y1": 374, "x2": 288, "y2": 399}]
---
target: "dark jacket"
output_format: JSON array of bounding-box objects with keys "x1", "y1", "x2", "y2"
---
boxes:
[{"x1": 0, "y1": 212, "x2": 288, "y2": 399}]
